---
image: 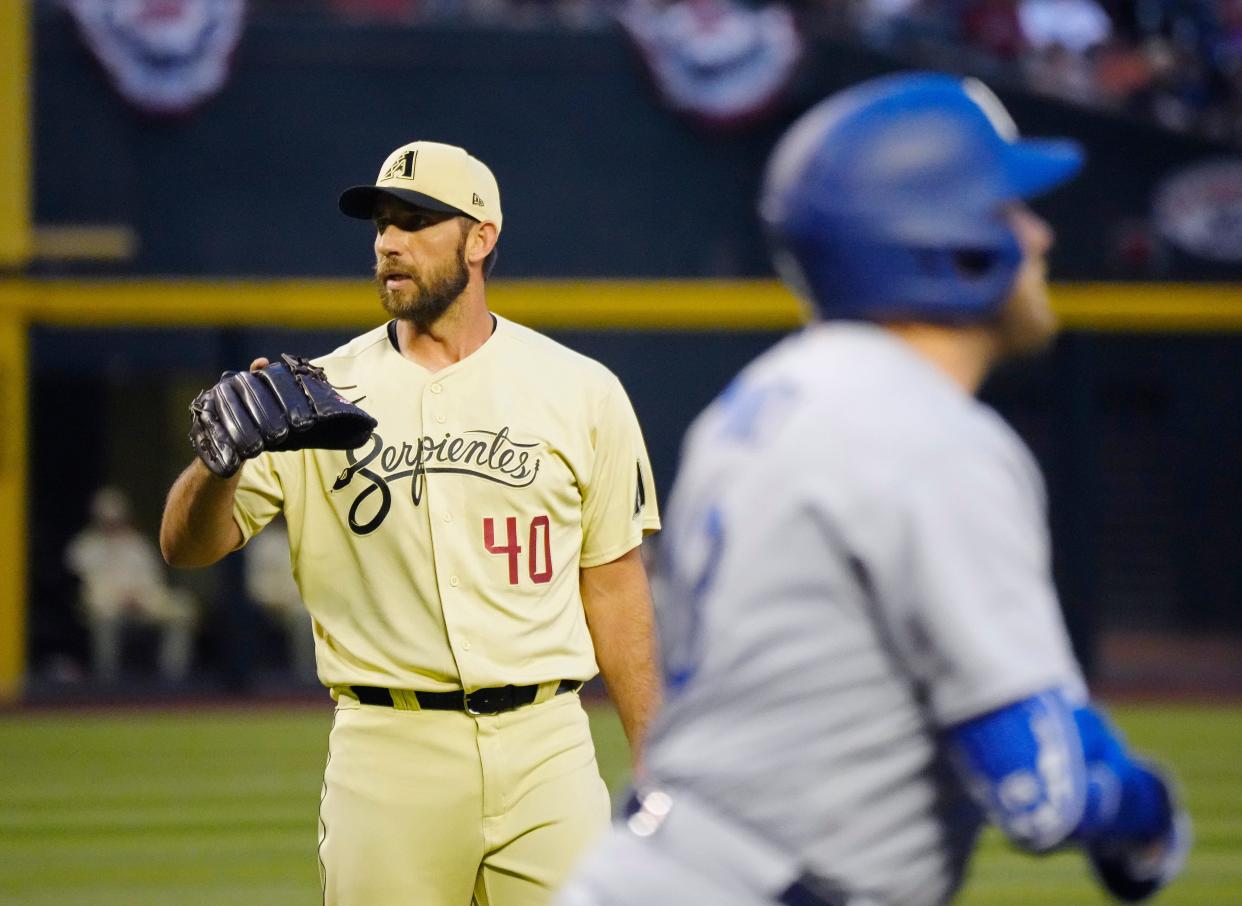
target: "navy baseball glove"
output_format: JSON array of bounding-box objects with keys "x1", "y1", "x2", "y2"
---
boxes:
[{"x1": 189, "y1": 353, "x2": 377, "y2": 478}]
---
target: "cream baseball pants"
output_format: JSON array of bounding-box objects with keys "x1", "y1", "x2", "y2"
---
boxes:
[{"x1": 319, "y1": 687, "x2": 611, "y2": 905}]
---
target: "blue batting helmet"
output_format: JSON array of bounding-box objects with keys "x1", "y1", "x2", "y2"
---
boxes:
[{"x1": 759, "y1": 72, "x2": 1084, "y2": 322}]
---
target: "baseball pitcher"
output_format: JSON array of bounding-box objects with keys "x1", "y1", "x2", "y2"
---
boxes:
[
  {"x1": 556, "y1": 73, "x2": 1189, "y2": 906},
  {"x1": 161, "y1": 141, "x2": 662, "y2": 905}
]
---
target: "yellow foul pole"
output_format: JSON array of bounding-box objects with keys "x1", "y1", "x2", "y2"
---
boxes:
[
  {"x1": 0, "y1": 0, "x2": 31, "y2": 700},
  {"x1": 0, "y1": 306, "x2": 28, "y2": 701},
  {"x1": 0, "y1": 0, "x2": 31, "y2": 269}
]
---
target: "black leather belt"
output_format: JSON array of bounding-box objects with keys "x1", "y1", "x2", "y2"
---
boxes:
[{"x1": 351, "y1": 679, "x2": 581, "y2": 715}]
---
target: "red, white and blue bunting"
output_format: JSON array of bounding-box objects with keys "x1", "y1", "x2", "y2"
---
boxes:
[
  {"x1": 618, "y1": 0, "x2": 803, "y2": 131},
  {"x1": 65, "y1": 0, "x2": 247, "y2": 116}
]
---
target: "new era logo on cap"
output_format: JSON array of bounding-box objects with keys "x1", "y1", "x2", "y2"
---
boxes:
[{"x1": 339, "y1": 141, "x2": 503, "y2": 233}]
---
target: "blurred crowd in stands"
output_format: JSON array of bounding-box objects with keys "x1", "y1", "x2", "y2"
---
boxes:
[
  {"x1": 859, "y1": 0, "x2": 1242, "y2": 146},
  {"x1": 251, "y1": 0, "x2": 1242, "y2": 145}
]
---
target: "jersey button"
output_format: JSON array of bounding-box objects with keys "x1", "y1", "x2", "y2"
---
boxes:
[
  {"x1": 435, "y1": 414, "x2": 446, "y2": 424},
  {"x1": 462, "y1": 639, "x2": 472, "y2": 651},
  {"x1": 442, "y1": 512, "x2": 453, "y2": 523},
  {"x1": 430, "y1": 383, "x2": 443, "y2": 394},
  {"x1": 449, "y1": 575, "x2": 460, "y2": 587}
]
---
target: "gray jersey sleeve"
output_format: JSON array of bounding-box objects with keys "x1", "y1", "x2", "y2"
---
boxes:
[{"x1": 867, "y1": 423, "x2": 1085, "y2": 727}]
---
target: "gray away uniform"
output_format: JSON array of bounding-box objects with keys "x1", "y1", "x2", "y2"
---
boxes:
[{"x1": 558, "y1": 323, "x2": 1084, "y2": 906}]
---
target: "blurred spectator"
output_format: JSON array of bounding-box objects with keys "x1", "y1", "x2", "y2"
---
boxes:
[
  {"x1": 1019, "y1": 0, "x2": 1113, "y2": 52},
  {"x1": 1015, "y1": 0, "x2": 1111, "y2": 100},
  {"x1": 243, "y1": 518, "x2": 317, "y2": 684},
  {"x1": 1092, "y1": 36, "x2": 1157, "y2": 105},
  {"x1": 1211, "y1": 0, "x2": 1242, "y2": 138},
  {"x1": 855, "y1": 0, "x2": 930, "y2": 44},
  {"x1": 64, "y1": 488, "x2": 197, "y2": 684},
  {"x1": 1219, "y1": 0, "x2": 1242, "y2": 54},
  {"x1": 1024, "y1": 40, "x2": 1101, "y2": 100},
  {"x1": 961, "y1": 0, "x2": 1028, "y2": 59}
]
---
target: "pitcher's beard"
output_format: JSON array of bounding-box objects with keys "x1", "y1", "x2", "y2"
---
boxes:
[{"x1": 377, "y1": 253, "x2": 470, "y2": 331}]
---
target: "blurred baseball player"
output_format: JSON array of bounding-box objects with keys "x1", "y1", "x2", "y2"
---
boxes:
[
  {"x1": 160, "y1": 140, "x2": 662, "y2": 905},
  {"x1": 557, "y1": 73, "x2": 1189, "y2": 906}
]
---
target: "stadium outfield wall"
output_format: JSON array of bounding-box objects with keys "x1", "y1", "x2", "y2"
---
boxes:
[{"x1": 2, "y1": 278, "x2": 1242, "y2": 701}]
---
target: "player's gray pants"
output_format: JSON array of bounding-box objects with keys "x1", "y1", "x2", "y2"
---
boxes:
[{"x1": 556, "y1": 789, "x2": 882, "y2": 906}]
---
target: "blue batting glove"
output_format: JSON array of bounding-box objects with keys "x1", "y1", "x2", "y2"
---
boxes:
[{"x1": 1087, "y1": 764, "x2": 1191, "y2": 902}]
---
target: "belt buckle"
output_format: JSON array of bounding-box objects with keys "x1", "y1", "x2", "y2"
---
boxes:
[{"x1": 465, "y1": 685, "x2": 512, "y2": 715}]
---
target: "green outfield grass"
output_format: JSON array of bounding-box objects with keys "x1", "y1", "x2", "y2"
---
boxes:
[{"x1": 0, "y1": 702, "x2": 1237, "y2": 904}]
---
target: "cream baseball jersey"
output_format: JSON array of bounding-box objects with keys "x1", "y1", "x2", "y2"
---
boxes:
[{"x1": 232, "y1": 315, "x2": 660, "y2": 692}]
